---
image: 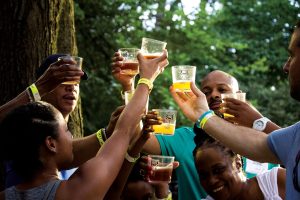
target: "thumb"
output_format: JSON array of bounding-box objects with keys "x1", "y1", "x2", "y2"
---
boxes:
[
  {"x1": 153, "y1": 49, "x2": 168, "y2": 63},
  {"x1": 191, "y1": 82, "x2": 203, "y2": 97}
]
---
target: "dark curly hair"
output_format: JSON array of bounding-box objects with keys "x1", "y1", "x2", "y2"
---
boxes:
[
  {"x1": 0, "y1": 101, "x2": 60, "y2": 181},
  {"x1": 193, "y1": 125, "x2": 241, "y2": 172}
]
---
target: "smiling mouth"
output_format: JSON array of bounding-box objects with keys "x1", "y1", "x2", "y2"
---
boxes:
[{"x1": 213, "y1": 185, "x2": 224, "y2": 193}]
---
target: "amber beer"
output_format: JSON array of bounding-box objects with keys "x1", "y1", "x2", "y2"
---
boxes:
[
  {"x1": 121, "y1": 61, "x2": 139, "y2": 75},
  {"x1": 143, "y1": 53, "x2": 161, "y2": 60},
  {"x1": 149, "y1": 165, "x2": 173, "y2": 183},
  {"x1": 152, "y1": 123, "x2": 175, "y2": 135}
]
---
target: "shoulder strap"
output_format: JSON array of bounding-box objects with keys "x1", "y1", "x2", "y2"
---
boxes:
[{"x1": 42, "y1": 180, "x2": 61, "y2": 200}]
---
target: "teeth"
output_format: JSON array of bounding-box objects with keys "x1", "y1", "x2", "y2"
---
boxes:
[{"x1": 213, "y1": 186, "x2": 224, "y2": 193}]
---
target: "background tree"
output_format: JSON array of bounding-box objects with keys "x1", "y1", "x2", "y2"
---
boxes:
[
  {"x1": 0, "y1": 0, "x2": 83, "y2": 189},
  {"x1": 75, "y1": 0, "x2": 300, "y2": 134}
]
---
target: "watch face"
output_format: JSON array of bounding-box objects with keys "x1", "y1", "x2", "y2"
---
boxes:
[{"x1": 256, "y1": 121, "x2": 264, "y2": 129}]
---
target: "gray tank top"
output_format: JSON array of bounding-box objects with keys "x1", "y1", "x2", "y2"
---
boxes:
[{"x1": 4, "y1": 180, "x2": 61, "y2": 200}]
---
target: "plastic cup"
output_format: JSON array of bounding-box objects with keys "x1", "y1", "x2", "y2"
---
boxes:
[
  {"x1": 141, "y1": 38, "x2": 167, "y2": 59},
  {"x1": 152, "y1": 109, "x2": 177, "y2": 135},
  {"x1": 172, "y1": 65, "x2": 196, "y2": 92},
  {"x1": 221, "y1": 93, "x2": 246, "y2": 118},
  {"x1": 148, "y1": 155, "x2": 174, "y2": 183},
  {"x1": 118, "y1": 48, "x2": 140, "y2": 75},
  {"x1": 58, "y1": 56, "x2": 83, "y2": 85}
]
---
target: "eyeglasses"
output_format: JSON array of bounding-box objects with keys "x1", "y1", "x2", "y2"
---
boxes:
[{"x1": 293, "y1": 149, "x2": 300, "y2": 192}]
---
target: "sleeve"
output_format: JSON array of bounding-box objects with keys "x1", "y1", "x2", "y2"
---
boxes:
[{"x1": 267, "y1": 124, "x2": 299, "y2": 165}]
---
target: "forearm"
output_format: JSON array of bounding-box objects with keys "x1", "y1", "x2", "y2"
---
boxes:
[
  {"x1": 70, "y1": 134, "x2": 100, "y2": 168},
  {"x1": 142, "y1": 134, "x2": 162, "y2": 155},
  {"x1": 203, "y1": 116, "x2": 280, "y2": 164},
  {"x1": 0, "y1": 90, "x2": 30, "y2": 121},
  {"x1": 264, "y1": 121, "x2": 281, "y2": 134}
]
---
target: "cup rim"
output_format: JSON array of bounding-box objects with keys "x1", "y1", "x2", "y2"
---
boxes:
[
  {"x1": 118, "y1": 48, "x2": 140, "y2": 52},
  {"x1": 152, "y1": 109, "x2": 177, "y2": 114},
  {"x1": 172, "y1": 65, "x2": 196, "y2": 68},
  {"x1": 148, "y1": 155, "x2": 175, "y2": 160},
  {"x1": 142, "y1": 37, "x2": 167, "y2": 45}
]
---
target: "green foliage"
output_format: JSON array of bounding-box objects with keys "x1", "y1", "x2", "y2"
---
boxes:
[{"x1": 74, "y1": 0, "x2": 300, "y2": 134}]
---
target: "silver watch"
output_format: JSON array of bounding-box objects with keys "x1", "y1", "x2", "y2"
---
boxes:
[{"x1": 252, "y1": 117, "x2": 270, "y2": 131}]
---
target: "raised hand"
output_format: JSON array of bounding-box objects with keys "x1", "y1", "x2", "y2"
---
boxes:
[
  {"x1": 170, "y1": 82, "x2": 210, "y2": 122},
  {"x1": 137, "y1": 49, "x2": 169, "y2": 82},
  {"x1": 35, "y1": 58, "x2": 84, "y2": 96},
  {"x1": 111, "y1": 51, "x2": 135, "y2": 91}
]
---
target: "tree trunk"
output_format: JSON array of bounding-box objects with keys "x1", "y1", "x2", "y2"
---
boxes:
[{"x1": 0, "y1": 0, "x2": 83, "y2": 189}]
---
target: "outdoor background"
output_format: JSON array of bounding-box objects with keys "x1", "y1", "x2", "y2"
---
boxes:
[{"x1": 74, "y1": 0, "x2": 300, "y2": 134}]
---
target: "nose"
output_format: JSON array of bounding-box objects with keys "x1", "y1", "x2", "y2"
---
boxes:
[
  {"x1": 65, "y1": 84, "x2": 76, "y2": 92},
  {"x1": 283, "y1": 58, "x2": 290, "y2": 73},
  {"x1": 207, "y1": 174, "x2": 219, "y2": 186},
  {"x1": 211, "y1": 89, "x2": 221, "y2": 100}
]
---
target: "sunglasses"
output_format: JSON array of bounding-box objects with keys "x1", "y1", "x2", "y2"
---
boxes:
[{"x1": 293, "y1": 149, "x2": 300, "y2": 192}]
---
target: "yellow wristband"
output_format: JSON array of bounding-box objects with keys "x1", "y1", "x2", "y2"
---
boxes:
[
  {"x1": 96, "y1": 129, "x2": 105, "y2": 146},
  {"x1": 28, "y1": 83, "x2": 41, "y2": 101},
  {"x1": 137, "y1": 78, "x2": 153, "y2": 91},
  {"x1": 125, "y1": 152, "x2": 140, "y2": 163},
  {"x1": 200, "y1": 112, "x2": 215, "y2": 129}
]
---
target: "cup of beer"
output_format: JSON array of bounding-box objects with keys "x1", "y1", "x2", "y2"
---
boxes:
[
  {"x1": 221, "y1": 92, "x2": 246, "y2": 118},
  {"x1": 152, "y1": 109, "x2": 177, "y2": 135},
  {"x1": 172, "y1": 65, "x2": 196, "y2": 92},
  {"x1": 141, "y1": 37, "x2": 167, "y2": 59},
  {"x1": 118, "y1": 48, "x2": 140, "y2": 76},
  {"x1": 58, "y1": 55, "x2": 83, "y2": 85},
  {"x1": 148, "y1": 155, "x2": 175, "y2": 183}
]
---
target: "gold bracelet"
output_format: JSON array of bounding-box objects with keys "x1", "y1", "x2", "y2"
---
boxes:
[
  {"x1": 96, "y1": 129, "x2": 105, "y2": 146},
  {"x1": 137, "y1": 78, "x2": 153, "y2": 92}
]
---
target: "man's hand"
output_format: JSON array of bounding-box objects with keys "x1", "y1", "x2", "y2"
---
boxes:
[
  {"x1": 111, "y1": 51, "x2": 135, "y2": 91},
  {"x1": 170, "y1": 82, "x2": 210, "y2": 122},
  {"x1": 220, "y1": 98, "x2": 263, "y2": 127},
  {"x1": 35, "y1": 58, "x2": 84, "y2": 96}
]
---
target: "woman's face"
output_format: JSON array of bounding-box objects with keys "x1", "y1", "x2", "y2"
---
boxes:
[
  {"x1": 54, "y1": 112, "x2": 74, "y2": 169},
  {"x1": 195, "y1": 147, "x2": 243, "y2": 200}
]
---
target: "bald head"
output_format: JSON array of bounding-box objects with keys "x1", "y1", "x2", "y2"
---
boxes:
[
  {"x1": 200, "y1": 70, "x2": 239, "y2": 111},
  {"x1": 201, "y1": 70, "x2": 239, "y2": 92}
]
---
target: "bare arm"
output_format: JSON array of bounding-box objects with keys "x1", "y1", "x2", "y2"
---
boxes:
[
  {"x1": 221, "y1": 98, "x2": 281, "y2": 134},
  {"x1": 0, "y1": 61, "x2": 83, "y2": 121},
  {"x1": 170, "y1": 82, "x2": 280, "y2": 164},
  {"x1": 105, "y1": 111, "x2": 160, "y2": 200},
  {"x1": 56, "y1": 50, "x2": 169, "y2": 199},
  {"x1": 68, "y1": 106, "x2": 125, "y2": 168},
  {"x1": 277, "y1": 168, "x2": 286, "y2": 200}
]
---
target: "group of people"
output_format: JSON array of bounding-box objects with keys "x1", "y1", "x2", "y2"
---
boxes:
[{"x1": 0, "y1": 20, "x2": 299, "y2": 200}]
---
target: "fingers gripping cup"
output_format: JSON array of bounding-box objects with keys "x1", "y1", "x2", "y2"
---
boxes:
[
  {"x1": 118, "y1": 48, "x2": 140, "y2": 75},
  {"x1": 148, "y1": 155, "x2": 175, "y2": 183},
  {"x1": 172, "y1": 65, "x2": 196, "y2": 92},
  {"x1": 221, "y1": 92, "x2": 246, "y2": 118},
  {"x1": 141, "y1": 38, "x2": 167, "y2": 59},
  {"x1": 58, "y1": 56, "x2": 83, "y2": 85},
  {"x1": 152, "y1": 109, "x2": 177, "y2": 135}
]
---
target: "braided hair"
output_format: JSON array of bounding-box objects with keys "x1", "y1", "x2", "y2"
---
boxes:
[{"x1": 0, "y1": 101, "x2": 60, "y2": 181}]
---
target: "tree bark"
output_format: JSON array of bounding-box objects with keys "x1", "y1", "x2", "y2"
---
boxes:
[{"x1": 0, "y1": 0, "x2": 83, "y2": 189}]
